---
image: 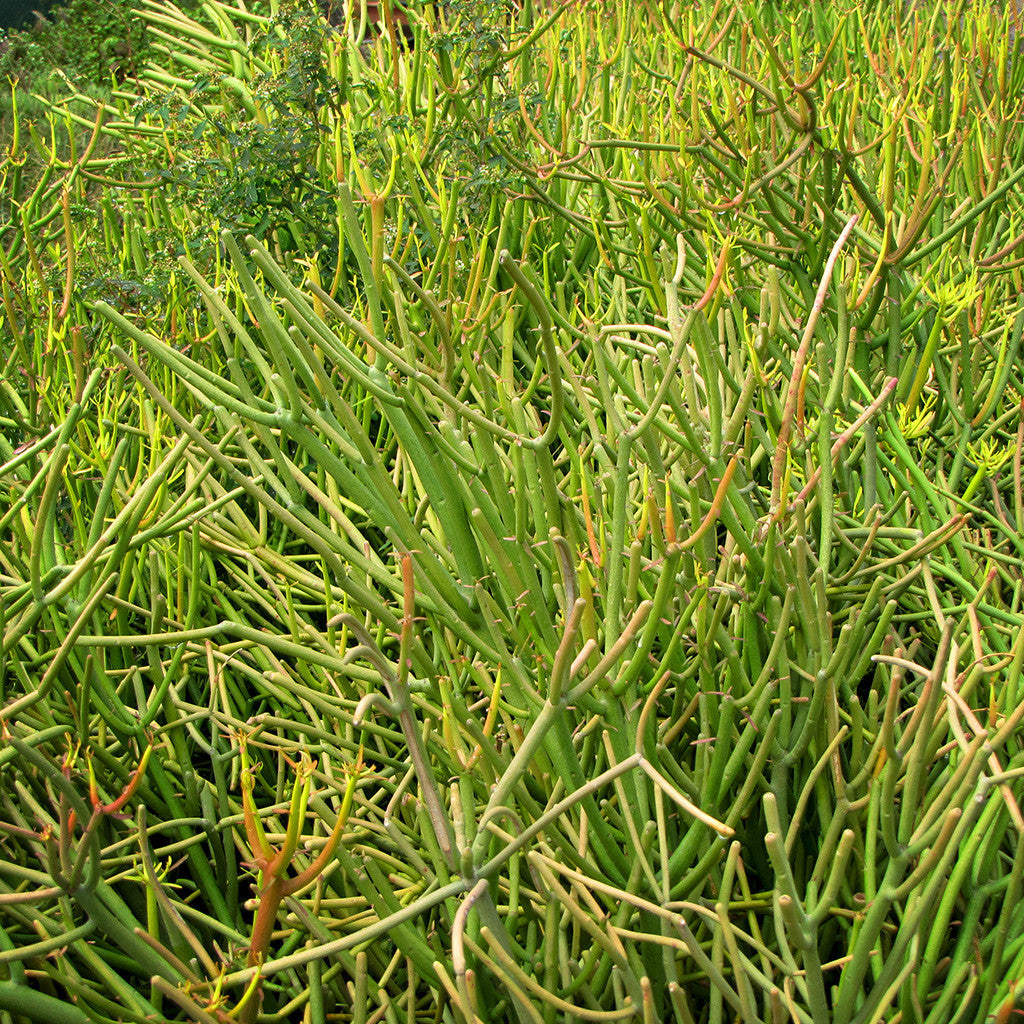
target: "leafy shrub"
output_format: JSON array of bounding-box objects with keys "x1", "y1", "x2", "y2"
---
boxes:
[{"x1": 0, "y1": 0, "x2": 207, "y2": 87}]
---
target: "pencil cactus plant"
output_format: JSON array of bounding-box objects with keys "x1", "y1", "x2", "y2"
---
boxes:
[{"x1": 2, "y1": 0, "x2": 1024, "y2": 1021}]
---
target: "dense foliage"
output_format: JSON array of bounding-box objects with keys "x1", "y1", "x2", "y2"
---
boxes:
[
  {"x1": 0, "y1": 0, "x2": 211, "y2": 86},
  {"x1": 2, "y1": 1, "x2": 1024, "y2": 1022}
]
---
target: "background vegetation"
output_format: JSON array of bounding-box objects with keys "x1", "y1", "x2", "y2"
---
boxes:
[
  {"x1": 0, "y1": 0, "x2": 205, "y2": 84},
  {"x1": 2, "y1": 1, "x2": 1024, "y2": 1022}
]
